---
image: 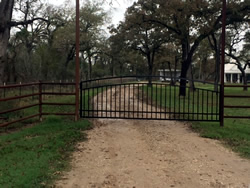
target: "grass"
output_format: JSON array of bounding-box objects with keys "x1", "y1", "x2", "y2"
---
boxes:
[
  {"x1": 144, "y1": 84, "x2": 250, "y2": 158},
  {"x1": 0, "y1": 87, "x2": 98, "y2": 187},
  {"x1": 192, "y1": 86, "x2": 250, "y2": 158},
  {"x1": 0, "y1": 116, "x2": 91, "y2": 187}
]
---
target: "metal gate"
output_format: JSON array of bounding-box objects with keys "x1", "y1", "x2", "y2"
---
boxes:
[{"x1": 80, "y1": 76, "x2": 220, "y2": 122}]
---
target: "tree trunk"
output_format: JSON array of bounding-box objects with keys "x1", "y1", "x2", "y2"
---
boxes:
[
  {"x1": 88, "y1": 55, "x2": 92, "y2": 80},
  {"x1": 0, "y1": 0, "x2": 14, "y2": 83},
  {"x1": 147, "y1": 51, "x2": 155, "y2": 87},
  {"x1": 210, "y1": 34, "x2": 221, "y2": 92},
  {"x1": 148, "y1": 62, "x2": 153, "y2": 86},
  {"x1": 237, "y1": 64, "x2": 248, "y2": 91},
  {"x1": 188, "y1": 64, "x2": 196, "y2": 92},
  {"x1": 179, "y1": 60, "x2": 190, "y2": 96},
  {"x1": 179, "y1": 39, "x2": 190, "y2": 96},
  {"x1": 214, "y1": 50, "x2": 221, "y2": 92}
]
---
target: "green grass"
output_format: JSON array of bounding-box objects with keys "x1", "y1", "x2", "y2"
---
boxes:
[
  {"x1": 144, "y1": 84, "x2": 250, "y2": 158},
  {"x1": 0, "y1": 116, "x2": 91, "y2": 187},
  {"x1": 0, "y1": 88, "x2": 97, "y2": 187}
]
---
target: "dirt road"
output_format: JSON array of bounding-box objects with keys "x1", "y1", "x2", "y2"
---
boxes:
[{"x1": 56, "y1": 87, "x2": 250, "y2": 188}]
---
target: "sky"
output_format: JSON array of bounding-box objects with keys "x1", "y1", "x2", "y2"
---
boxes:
[{"x1": 47, "y1": 0, "x2": 135, "y2": 26}]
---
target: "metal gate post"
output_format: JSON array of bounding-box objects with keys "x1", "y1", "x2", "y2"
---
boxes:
[
  {"x1": 80, "y1": 82, "x2": 82, "y2": 118},
  {"x1": 75, "y1": 0, "x2": 80, "y2": 121},
  {"x1": 220, "y1": 0, "x2": 227, "y2": 127},
  {"x1": 39, "y1": 81, "x2": 43, "y2": 122}
]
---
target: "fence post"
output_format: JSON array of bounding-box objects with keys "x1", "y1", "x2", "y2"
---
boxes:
[
  {"x1": 220, "y1": 0, "x2": 226, "y2": 127},
  {"x1": 39, "y1": 81, "x2": 43, "y2": 121},
  {"x1": 219, "y1": 85, "x2": 224, "y2": 127}
]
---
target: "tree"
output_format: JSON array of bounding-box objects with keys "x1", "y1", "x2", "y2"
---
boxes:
[
  {"x1": 225, "y1": 24, "x2": 250, "y2": 90},
  {"x1": 53, "y1": 1, "x2": 108, "y2": 80},
  {"x1": 4, "y1": 2, "x2": 65, "y2": 82},
  {"x1": 0, "y1": 0, "x2": 49, "y2": 83},
  {"x1": 208, "y1": 33, "x2": 221, "y2": 91},
  {"x1": 114, "y1": 2, "x2": 170, "y2": 85},
  {"x1": 138, "y1": 0, "x2": 250, "y2": 96},
  {"x1": 0, "y1": 0, "x2": 15, "y2": 83}
]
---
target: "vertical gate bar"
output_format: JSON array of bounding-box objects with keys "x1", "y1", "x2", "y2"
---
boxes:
[
  {"x1": 138, "y1": 83, "x2": 140, "y2": 118},
  {"x1": 207, "y1": 90, "x2": 209, "y2": 120},
  {"x1": 179, "y1": 86, "x2": 181, "y2": 119},
  {"x1": 183, "y1": 87, "x2": 186, "y2": 120},
  {"x1": 101, "y1": 86, "x2": 103, "y2": 118},
  {"x1": 151, "y1": 84, "x2": 153, "y2": 119},
  {"x1": 110, "y1": 85, "x2": 112, "y2": 118},
  {"x1": 202, "y1": 90, "x2": 204, "y2": 120},
  {"x1": 92, "y1": 87, "x2": 95, "y2": 117},
  {"x1": 119, "y1": 84, "x2": 121, "y2": 118},
  {"x1": 188, "y1": 87, "x2": 190, "y2": 120},
  {"x1": 115, "y1": 85, "x2": 117, "y2": 118},
  {"x1": 142, "y1": 84, "x2": 144, "y2": 118},
  {"x1": 169, "y1": 84, "x2": 172, "y2": 119},
  {"x1": 88, "y1": 88, "x2": 90, "y2": 117},
  {"x1": 197, "y1": 90, "x2": 200, "y2": 120},
  {"x1": 193, "y1": 89, "x2": 195, "y2": 120},
  {"x1": 133, "y1": 84, "x2": 135, "y2": 119},
  {"x1": 124, "y1": 85, "x2": 126, "y2": 118},
  {"x1": 80, "y1": 82, "x2": 82, "y2": 118},
  {"x1": 146, "y1": 84, "x2": 148, "y2": 119},
  {"x1": 96, "y1": 86, "x2": 99, "y2": 117},
  {"x1": 156, "y1": 84, "x2": 158, "y2": 117},
  {"x1": 216, "y1": 91, "x2": 219, "y2": 121},
  {"x1": 160, "y1": 84, "x2": 162, "y2": 119},
  {"x1": 211, "y1": 92, "x2": 214, "y2": 121},
  {"x1": 106, "y1": 85, "x2": 108, "y2": 117},
  {"x1": 165, "y1": 84, "x2": 167, "y2": 119},
  {"x1": 174, "y1": 85, "x2": 176, "y2": 119},
  {"x1": 128, "y1": 84, "x2": 130, "y2": 118}
]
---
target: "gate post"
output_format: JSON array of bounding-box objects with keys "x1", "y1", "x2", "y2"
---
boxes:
[
  {"x1": 39, "y1": 81, "x2": 42, "y2": 122},
  {"x1": 80, "y1": 82, "x2": 82, "y2": 118},
  {"x1": 75, "y1": 0, "x2": 80, "y2": 121},
  {"x1": 220, "y1": 0, "x2": 226, "y2": 127}
]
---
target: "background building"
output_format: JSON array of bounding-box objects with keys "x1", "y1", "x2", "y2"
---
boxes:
[{"x1": 225, "y1": 64, "x2": 250, "y2": 83}]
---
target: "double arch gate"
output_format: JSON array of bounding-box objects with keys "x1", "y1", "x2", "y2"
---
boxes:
[{"x1": 80, "y1": 76, "x2": 221, "y2": 122}]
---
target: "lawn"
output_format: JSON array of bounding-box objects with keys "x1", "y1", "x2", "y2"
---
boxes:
[
  {"x1": 145, "y1": 83, "x2": 250, "y2": 158},
  {"x1": 0, "y1": 116, "x2": 91, "y2": 187},
  {"x1": 0, "y1": 91, "x2": 97, "y2": 187}
]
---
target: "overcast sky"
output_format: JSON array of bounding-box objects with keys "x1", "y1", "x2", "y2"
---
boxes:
[{"x1": 47, "y1": 0, "x2": 135, "y2": 25}]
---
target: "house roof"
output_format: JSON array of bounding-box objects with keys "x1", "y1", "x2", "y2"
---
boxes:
[{"x1": 225, "y1": 64, "x2": 250, "y2": 74}]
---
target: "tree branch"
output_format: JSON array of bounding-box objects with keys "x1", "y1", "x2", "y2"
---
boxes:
[{"x1": 9, "y1": 17, "x2": 48, "y2": 27}]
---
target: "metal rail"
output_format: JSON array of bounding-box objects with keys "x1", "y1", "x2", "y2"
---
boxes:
[
  {"x1": 0, "y1": 82, "x2": 76, "y2": 128},
  {"x1": 223, "y1": 85, "x2": 250, "y2": 119}
]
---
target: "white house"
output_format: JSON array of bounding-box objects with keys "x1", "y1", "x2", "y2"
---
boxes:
[
  {"x1": 224, "y1": 64, "x2": 250, "y2": 83},
  {"x1": 158, "y1": 69, "x2": 181, "y2": 81}
]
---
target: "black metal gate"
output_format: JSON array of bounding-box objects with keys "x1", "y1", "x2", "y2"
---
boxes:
[{"x1": 80, "y1": 76, "x2": 220, "y2": 122}]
